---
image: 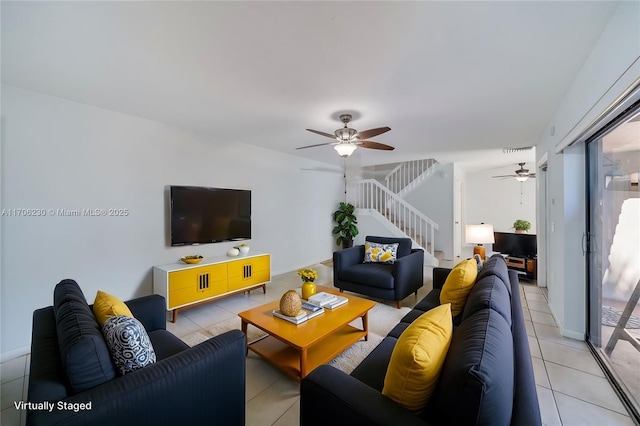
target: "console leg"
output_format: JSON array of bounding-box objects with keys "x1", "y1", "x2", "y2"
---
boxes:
[{"x1": 172, "y1": 309, "x2": 178, "y2": 323}]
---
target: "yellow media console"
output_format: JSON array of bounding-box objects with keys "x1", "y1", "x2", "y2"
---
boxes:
[{"x1": 153, "y1": 253, "x2": 271, "y2": 322}]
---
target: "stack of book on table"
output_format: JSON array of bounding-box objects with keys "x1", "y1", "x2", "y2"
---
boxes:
[
  {"x1": 308, "y1": 292, "x2": 348, "y2": 310},
  {"x1": 272, "y1": 302, "x2": 324, "y2": 324}
]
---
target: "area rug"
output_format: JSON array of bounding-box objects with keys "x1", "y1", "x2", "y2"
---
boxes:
[
  {"x1": 180, "y1": 301, "x2": 410, "y2": 374},
  {"x1": 601, "y1": 305, "x2": 640, "y2": 329}
]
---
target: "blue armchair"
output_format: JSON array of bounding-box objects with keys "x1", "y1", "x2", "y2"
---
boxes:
[{"x1": 333, "y1": 236, "x2": 424, "y2": 308}]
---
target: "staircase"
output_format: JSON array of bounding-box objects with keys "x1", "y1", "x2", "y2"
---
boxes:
[
  {"x1": 384, "y1": 158, "x2": 440, "y2": 197},
  {"x1": 347, "y1": 179, "x2": 439, "y2": 265},
  {"x1": 348, "y1": 158, "x2": 441, "y2": 265}
]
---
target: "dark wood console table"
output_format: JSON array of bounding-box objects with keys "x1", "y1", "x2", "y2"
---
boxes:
[{"x1": 505, "y1": 256, "x2": 536, "y2": 280}]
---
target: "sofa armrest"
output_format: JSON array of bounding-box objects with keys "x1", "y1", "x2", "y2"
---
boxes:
[
  {"x1": 27, "y1": 330, "x2": 246, "y2": 426},
  {"x1": 301, "y1": 365, "x2": 427, "y2": 426},
  {"x1": 333, "y1": 245, "x2": 365, "y2": 272},
  {"x1": 125, "y1": 294, "x2": 167, "y2": 332},
  {"x1": 508, "y1": 270, "x2": 542, "y2": 426},
  {"x1": 432, "y1": 267, "x2": 452, "y2": 290},
  {"x1": 393, "y1": 249, "x2": 424, "y2": 297}
]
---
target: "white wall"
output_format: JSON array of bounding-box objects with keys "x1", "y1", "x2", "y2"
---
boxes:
[
  {"x1": 466, "y1": 165, "x2": 537, "y2": 255},
  {"x1": 403, "y1": 163, "x2": 455, "y2": 259},
  {"x1": 536, "y1": 1, "x2": 640, "y2": 339},
  {"x1": 0, "y1": 85, "x2": 344, "y2": 359}
]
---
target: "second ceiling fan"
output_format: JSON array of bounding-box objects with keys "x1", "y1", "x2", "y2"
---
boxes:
[
  {"x1": 297, "y1": 114, "x2": 394, "y2": 157},
  {"x1": 492, "y1": 163, "x2": 537, "y2": 182}
]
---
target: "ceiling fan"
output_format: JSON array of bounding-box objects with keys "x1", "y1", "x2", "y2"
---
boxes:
[
  {"x1": 492, "y1": 163, "x2": 536, "y2": 182},
  {"x1": 297, "y1": 114, "x2": 394, "y2": 157}
]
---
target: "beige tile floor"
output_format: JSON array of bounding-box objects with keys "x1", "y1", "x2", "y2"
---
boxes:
[{"x1": 1, "y1": 263, "x2": 635, "y2": 425}]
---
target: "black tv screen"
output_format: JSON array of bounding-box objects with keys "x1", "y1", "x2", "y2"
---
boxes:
[
  {"x1": 170, "y1": 186, "x2": 251, "y2": 246},
  {"x1": 493, "y1": 232, "x2": 537, "y2": 258}
]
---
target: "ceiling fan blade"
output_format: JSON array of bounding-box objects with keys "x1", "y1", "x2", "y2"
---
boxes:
[
  {"x1": 306, "y1": 129, "x2": 336, "y2": 139},
  {"x1": 296, "y1": 142, "x2": 336, "y2": 150},
  {"x1": 358, "y1": 141, "x2": 395, "y2": 151},
  {"x1": 492, "y1": 174, "x2": 517, "y2": 178},
  {"x1": 356, "y1": 127, "x2": 391, "y2": 140}
]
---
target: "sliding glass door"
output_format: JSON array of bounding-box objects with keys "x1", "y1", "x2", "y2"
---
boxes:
[{"x1": 586, "y1": 103, "x2": 640, "y2": 417}]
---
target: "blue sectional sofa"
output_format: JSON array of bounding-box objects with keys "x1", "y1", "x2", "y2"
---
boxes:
[
  {"x1": 27, "y1": 279, "x2": 246, "y2": 426},
  {"x1": 301, "y1": 255, "x2": 541, "y2": 426}
]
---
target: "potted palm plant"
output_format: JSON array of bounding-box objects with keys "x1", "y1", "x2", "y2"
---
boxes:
[
  {"x1": 332, "y1": 202, "x2": 359, "y2": 249},
  {"x1": 513, "y1": 219, "x2": 531, "y2": 234}
]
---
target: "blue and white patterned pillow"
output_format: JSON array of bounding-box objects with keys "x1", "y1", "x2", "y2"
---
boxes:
[
  {"x1": 102, "y1": 315, "x2": 156, "y2": 375},
  {"x1": 364, "y1": 242, "x2": 399, "y2": 264}
]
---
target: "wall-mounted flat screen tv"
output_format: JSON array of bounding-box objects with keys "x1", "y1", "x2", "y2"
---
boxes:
[
  {"x1": 170, "y1": 186, "x2": 251, "y2": 246},
  {"x1": 493, "y1": 232, "x2": 537, "y2": 258}
]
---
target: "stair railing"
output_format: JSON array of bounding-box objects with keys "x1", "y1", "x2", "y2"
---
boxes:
[
  {"x1": 384, "y1": 158, "x2": 438, "y2": 195},
  {"x1": 347, "y1": 179, "x2": 438, "y2": 259}
]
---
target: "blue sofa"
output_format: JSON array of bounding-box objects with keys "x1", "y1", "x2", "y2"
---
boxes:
[
  {"x1": 27, "y1": 279, "x2": 246, "y2": 426},
  {"x1": 301, "y1": 255, "x2": 541, "y2": 426},
  {"x1": 333, "y1": 236, "x2": 424, "y2": 308}
]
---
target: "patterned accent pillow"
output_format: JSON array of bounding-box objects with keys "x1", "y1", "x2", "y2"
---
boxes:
[
  {"x1": 103, "y1": 315, "x2": 156, "y2": 375},
  {"x1": 364, "y1": 241, "x2": 399, "y2": 264}
]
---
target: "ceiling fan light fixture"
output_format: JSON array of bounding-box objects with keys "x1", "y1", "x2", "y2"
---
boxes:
[
  {"x1": 334, "y1": 143, "x2": 357, "y2": 157},
  {"x1": 515, "y1": 176, "x2": 528, "y2": 182},
  {"x1": 335, "y1": 127, "x2": 358, "y2": 142}
]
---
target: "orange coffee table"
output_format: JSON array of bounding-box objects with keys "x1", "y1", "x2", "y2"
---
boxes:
[{"x1": 238, "y1": 285, "x2": 375, "y2": 380}]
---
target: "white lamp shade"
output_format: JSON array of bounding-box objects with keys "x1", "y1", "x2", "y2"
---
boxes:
[
  {"x1": 334, "y1": 143, "x2": 357, "y2": 157},
  {"x1": 465, "y1": 224, "x2": 495, "y2": 244}
]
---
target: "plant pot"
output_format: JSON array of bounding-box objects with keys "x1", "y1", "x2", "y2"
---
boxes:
[
  {"x1": 515, "y1": 230, "x2": 528, "y2": 234},
  {"x1": 301, "y1": 282, "x2": 316, "y2": 300},
  {"x1": 341, "y1": 239, "x2": 354, "y2": 249}
]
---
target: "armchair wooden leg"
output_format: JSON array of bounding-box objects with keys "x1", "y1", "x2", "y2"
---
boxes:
[
  {"x1": 340, "y1": 289, "x2": 344, "y2": 293},
  {"x1": 397, "y1": 300, "x2": 402, "y2": 309}
]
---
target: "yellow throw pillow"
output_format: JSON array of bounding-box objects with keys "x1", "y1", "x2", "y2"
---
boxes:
[
  {"x1": 364, "y1": 242, "x2": 399, "y2": 264},
  {"x1": 93, "y1": 290, "x2": 134, "y2": 326},
  {"x1": 382, "y1": 304, "x2": 453, "y2": 413},
  {"x1": 439, "y1": 258, "x2": 478, "y2": 316}
]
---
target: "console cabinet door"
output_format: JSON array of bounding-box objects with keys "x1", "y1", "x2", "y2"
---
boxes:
[
  {"x1": 228, "y1": 255, "x2": 270, "y2": 291},
  {"x1": 168, "y1": 263, "x2": 227, "y2": 308}
]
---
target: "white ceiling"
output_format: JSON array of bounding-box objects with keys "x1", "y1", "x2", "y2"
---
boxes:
[{"x1": 1, "y1": 1, "x2": 620, "y2": 171}]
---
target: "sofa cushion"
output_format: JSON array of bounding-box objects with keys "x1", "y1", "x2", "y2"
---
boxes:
[
  {"x1": 364, "y1": 241, "x2": 398, "y2": 264},
  {"x1": 53, "y1": 279, "x2": 116, "y2": 393},
  {"x1": 387, "y1": 322, "x2": 410, "y2": 339},
  {"x1": 340, "y1": 263, "x2": 395, "y2": 289},
  {"x1": 413, "y1": 289, "x2": 441, "y2": 312},
  {"x1": 440, "y1": 259, "x2": 478, "y2": 316},
  {"x1": 477, "y1": 255, "x2": 512, "y2": 295},
  {"x1": 462, "y1": 274, "x2": 512, "y2": 327},
  {"x1": 93, "y1": 290, "x2": 134, "y2": 326},
  {"x1": 103, "y1": 315, "x2": 157, "y2": 375},
  {"x1": 148, "y1": 329, "x2": 189, "y2": 360},
  {"x1": 350, "y1": 336, "x2": 398, "y2": 391},
  {"x1": 431, "y1": 308, "x2": 514, "y2": 426},
  {"x1": 366, "y1": 236, "x2": 412, "y2": 258},
  {"x1": 382, "y1": 304, "x2": 453, "y2": 413}
]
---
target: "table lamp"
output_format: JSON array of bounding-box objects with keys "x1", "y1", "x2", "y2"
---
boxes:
[{"x1": 465, "y1": 224, "x2": 495, "y2": 260}]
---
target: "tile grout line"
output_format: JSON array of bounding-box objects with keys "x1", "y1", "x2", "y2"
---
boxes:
[
  {"x1": 524, "y1": 287, "x2": 563, "y2": 425},
  {"x1": 550, "y1": 389, "x2": 632, "y2": 418}
]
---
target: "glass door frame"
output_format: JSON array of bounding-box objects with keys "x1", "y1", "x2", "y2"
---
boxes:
[{"x1": 585, "y1": 99, "x2": 640, "y2": 422}]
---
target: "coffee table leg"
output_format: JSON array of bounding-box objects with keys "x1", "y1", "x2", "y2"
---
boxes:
[
  {"x1": 241, "y1": 319, "x2": 249, "y2": 355},
  {"x1": 362, "y1": 312, "x2": 369, "y2": 341},
  {"x1": 300, "y1": 347, "x2": 308, "y2": 378}
]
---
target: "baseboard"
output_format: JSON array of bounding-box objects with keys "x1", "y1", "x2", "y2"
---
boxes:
[
  {"x1": 1, "y1": 346, "x2": 30, "y2": 363},
  {"x1": 548, "y1": 303, "x2": 585, "y2": 341}
]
